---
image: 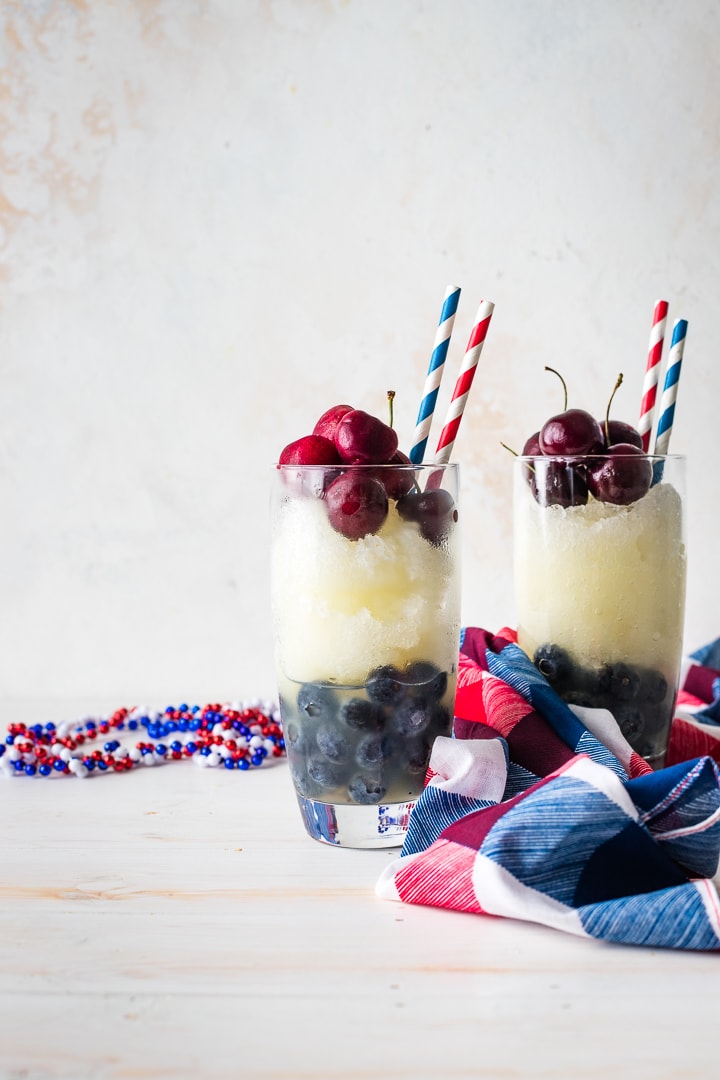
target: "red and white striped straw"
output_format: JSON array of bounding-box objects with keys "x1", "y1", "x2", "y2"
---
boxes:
[
  {"x1": 433, "y1": 300, "x2": 495, "y2": 465},
  {"x1": 638, "y1": 299, "x2": 669, "y2": 453}
]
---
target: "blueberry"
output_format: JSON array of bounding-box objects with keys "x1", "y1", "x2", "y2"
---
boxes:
[
  {"x1": 641, "y1": 669, "x2": 668, "y2": 705},
  {"x1": 340, "y1": 697, "x2": 384, "y2": 731},
  {"x1": 289, "y1": 764, "x2": 310, "y2": 797},
  {"x1": 401, "y1": 736, "x2": 431, "y2": 775},
  {"x1": 402, "y1": 661, "x2": 448, "y2": 701},
  {"x1": 316, "y1": 726, "x2": 349, "y2": 763},
  {"x1": 533, "y1": 644, "x2": 572, "y2": 685},
  {"x1": 307, "y1": 757, "x2": 341, "y2": 789},
  {"x1": 284, "y1": 721, "x2": 304, "y2": 751},
  {"x1": 429, "y1": 703, "x2": 452, "y2": 736},
  {"x1": 348, "y1": 774, "x2": 386, "y2": 805},
  {"x1": 390, "y1": 699, "x2": 431, "y2": 737},
  {"x1": 367, "y1": 666, "x2": 405, "y2": 705},
  {"x1": 297, "y1": 683, "x2": 338, "y2": 722},
  {"x1": 616, "y1": 708, "x2": 645, "y2": 741},
  {"x1": 600, "y1": 663, "x2": 641, "y2": 702},
  {"x1": 356, "y1": 733, "x2": 391, "y2": 769}
]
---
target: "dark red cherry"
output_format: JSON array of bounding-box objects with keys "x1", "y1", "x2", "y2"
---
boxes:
[
  {"x1": 532, "y1": 458, "x2": 589, "y2": 508},
  {"x1": 539, "y1": 409, "x2": 604, "y2": 456},
  {"x1": 373, "y1": 450, "x2": 416, "y2": 500},
  {"x1": 324, "y1": 472, "x2": 388, "y2": 540},
  {"x1": 396, "y1": 488, "x2": 457, "y2": 545},
  {"x1": 604, "y1": 419, "x2": 643, "y2": 450},
  {"x1": 586, "y1": 444, "x2": 652, "y2": 505},
  {"x1": 335, "y1": 410, "x2": 398, "y2": 465},
  {"x1": 278, "y1": 435, "x2": 341, "y2": 466},
  {"x1": 312, "y1": 404, "x2": 354, "y2": 442}
]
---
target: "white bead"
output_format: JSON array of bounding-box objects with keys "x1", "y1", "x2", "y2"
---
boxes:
[
  {"x1": 263, "y1": 739, "x2": 275, "y2": 753},
  {"x1": 153, "y1": 752, "x2": 165, "y2": 765},
  {"x1": 195, "y1": 753, "x2": 208, "y2": 767},
  {"x1": 212, "y1": 723, "x2": 225, "y2": 736},
  {"x1": 249, "y1": 735, "x2": 264, "y2": 749},
  {"x1": 218, "y1": 744, "x2": 232, "y2": 759},
  {"x1": 51, "y1": 742, "x2": 64, "y2": 755},
  {"x1": 249, "y1": 724, "x2": 262, "y2": 736},
  {"x1": 23, "y1": 751, "x2": 37, "y2": 765},
  {"x1": 235, "y1": 736, "x2": 249, "y2": 749},
  {"x1": 129, "y1": 747, "x2": 142, "y2": 762},
  {"x1": 74, "y1": 763, "x2": 89, "y2": 778},
  {"x1": 1, "y1": 756, "x2": 16, "y2": 776},
  {"x1": 68, "y1": 758, "x2": 82, "y2": 774},
  {"x1": 206, "y1": 752, "x2": 221, "y2": 768},
  {"x1": 14, "y1": 734, "x2": 27, "y2": 745},
  {"x1": 7, "y1": 747, "x2": 21, "y2": 762},
  {"x1": 60, "y1": 748, "x2": 73, "y2": 763},
  {"x1": 142, "y1": 754, "x2": 156, "y2": 766}
]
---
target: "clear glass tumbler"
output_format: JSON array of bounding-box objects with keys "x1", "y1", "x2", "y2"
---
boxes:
[
  {"x1": 513, "y1": 454, "x2": 687, "y2": 768},
  {"x1": 271, "y1": 462, "x2": 461, "y2": 847}
]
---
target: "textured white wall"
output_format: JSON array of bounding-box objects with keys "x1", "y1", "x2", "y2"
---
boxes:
[{"x1": 1, "y1": 0, "x2": 718, "y2": 703}]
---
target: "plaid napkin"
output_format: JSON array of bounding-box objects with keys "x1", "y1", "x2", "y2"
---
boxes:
[{"x1": 376, "y1": 628, "x2": 720, "y2": 950}]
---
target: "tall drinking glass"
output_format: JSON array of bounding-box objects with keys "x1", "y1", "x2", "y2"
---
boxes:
[
  {"x1": 513, "y1": 454, "x2": 687, "y2": 768},
  {"x1": 271, "y1": 463, "x2": 461, "y2": 847}
]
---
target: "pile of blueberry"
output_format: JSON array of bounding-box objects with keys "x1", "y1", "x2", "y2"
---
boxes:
[
  {"x1": 278, "y1": 402, "x2": 457, "y2": 543},
  {"x1": 281, "y1": 660, "x2": 452, "y2": 805},
  {"x1": 534, "y1": 643, "x2": 670, "y2": 755},
  {"x1": 520, "y1": 369, "x2": 653, "y2": 508}
]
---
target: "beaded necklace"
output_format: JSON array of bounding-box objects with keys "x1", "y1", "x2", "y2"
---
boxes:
[{"x1": 0, "y1": 700, "x2": 285, "y2": 779}]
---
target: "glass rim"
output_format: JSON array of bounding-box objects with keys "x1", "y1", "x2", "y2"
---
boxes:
[
  {"x1": 515, "y1": 453, "x2": 686, "y2": 463},
  {"x1": 274, "y1": 461, "x2": 461, "y2": 471}
]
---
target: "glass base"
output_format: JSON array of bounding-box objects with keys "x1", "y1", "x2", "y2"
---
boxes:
[{"x1": 296, "y1": 795, "x2": 415, "y2": 848}]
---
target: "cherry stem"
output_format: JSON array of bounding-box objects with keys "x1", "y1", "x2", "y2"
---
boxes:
[
  {"x1": 387, "y1": 390, "x2": 395, "y2": 429},
  {"x1": 604, "y1": 373, "x2": 623, "y2": 444},
  {"x1": 544, "y1": 366, "x2": 568, "y2": 411},
  {"x1": 500, "y1": 441, "x2": 518, "y2": 457}
]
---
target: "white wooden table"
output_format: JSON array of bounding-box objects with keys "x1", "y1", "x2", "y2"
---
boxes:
[{"x1": 1, "y1": 699, "x2": 718, "y2": 1080}]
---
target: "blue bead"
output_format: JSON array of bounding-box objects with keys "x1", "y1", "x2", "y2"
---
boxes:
[
  {"x1": 238, "y1": 758, "x2": 250, "y2": 771},
  {"x1": 223, "y1": 757, "x2": 235, "y2": 769},
  {"x1": 46, "y1": 722, "x2": 56, "y2": 731},
  {"x1": 200, "y1": 746, "x2": 211, "y2": 756},
  {"x1": 117, "y1": 721, "x2": 125, "y2": 730},
  {"x1": 148, "y1": 726, "x2": 160, "y2": 739},
  {"x1": 278, "y1": 738, "x2": 285, "y2": 750},
  {"x1": 185, "y1": 741, "x2": 197, "y2": 754},
  {"x1": 165, "y1": 706, "x2": 174, "y2": 715},
  {"x1": 155, "y1": 744, "x2": 167, "y2": 756},
  {"x1": 192, "y1": 705, "x2": 200, "y2": 714},
  {"x1": 53, "y1": 759, "x2": 66, "y2": 772},
  {"x1": 179, "y1": 703, "x2": 189, "y2": 713},
  {"x1": 0, "y1": 746, "x2": 4, "y2": 757},
  {"x1": 97, "y1": 760, "x2": 108, "y2": 771},
  {"x1": 84, "y1": 758, "x2": 96, "y2": 770},
  {"x1": 189, "y1": 719, "x2": 200, "y2": 731},
  {"x1": 39, "y1": 763, "x2": 52, "y2": 776},
  {"x1": 32, "y1": 724, "x2": 43, "y2": 735},
  {"x1": 141, "y1": 747, "x2": 152, "y2": 755},
  {"x1": 128, "y1": 719, "x2": 138, "y2": 730},
  {"x1": 24, "y1": 763, "x2": 37, "y2": 776},
  {"x1": 178, "y1": 720, "x2": 188, "y2": 732},
  {"x1": 13, "y1": 760, "x2": 24, "y2": 772},
  {"x1": 166, "y1": 720, "x2": 177, "y2": 732},
  {"x1": 104, "y1": 741, "x2": 119, "y2": 752},
  {"x1": 5, "y1": 735, "x2": 14, "y2": 745},
  {"x1": 251, "y1": 754, "x2": 263, "y2": 767},
  {"x1": 170, "y1": 740, "x2": 182, "y2": 753},
  {"x1": 86, "y1": 720, "x2": 97, "y2": 729}
]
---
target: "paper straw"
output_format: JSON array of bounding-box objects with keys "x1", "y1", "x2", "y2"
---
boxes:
[
  {"x1": 653, "y1": 318, "x2": 687, "y2": 455},
  {"x1": 409, "y1": 285, "x2": 462, "y2": 464},
  {"x1": 638, "y1": 299, "x2": 669, "y2": 452},
  {"x1": 433, "y1": 299, "x2": 495, "y2": 465}
]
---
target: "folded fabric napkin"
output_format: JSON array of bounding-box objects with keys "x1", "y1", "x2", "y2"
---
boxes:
[{"x1": 376, "y1": 628, "x2": 720, "y2": 951}]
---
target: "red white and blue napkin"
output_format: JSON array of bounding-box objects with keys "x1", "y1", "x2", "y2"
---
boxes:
[{"x1": 376, "y1": 628, "x2": 720, "y2": 950}]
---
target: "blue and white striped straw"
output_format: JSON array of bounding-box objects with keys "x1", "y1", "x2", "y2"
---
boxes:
[
  {"x1": 653, "y1": 318, "x2": 687, "y2": 455},
  {"x1": 409, "y1": 285, "x2": 461, "y2": 464}
]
